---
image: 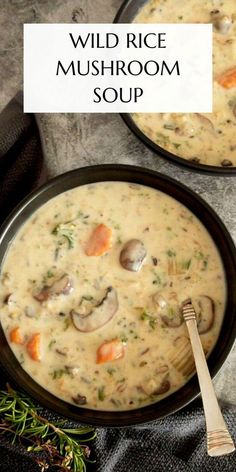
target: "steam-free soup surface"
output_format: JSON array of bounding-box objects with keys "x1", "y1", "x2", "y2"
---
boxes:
[
  {"x1": 133, "y1": 0, "x2": 236, "y2": 167},
  {"x1": 0, "y1": 182, "x2": 225, "y2": 411}
]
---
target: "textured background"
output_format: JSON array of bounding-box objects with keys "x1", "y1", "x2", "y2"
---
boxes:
[{"x1": 0, "y1": 0, "x2": 235, "y2": 403}]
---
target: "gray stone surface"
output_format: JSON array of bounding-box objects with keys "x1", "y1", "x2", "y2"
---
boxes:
[{"x1": 0, "y1": 0, "x2": 235, "y2": 404}]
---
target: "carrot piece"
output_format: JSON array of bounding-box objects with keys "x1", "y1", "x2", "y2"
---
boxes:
[
  {"x1": 217, "y1": 67, "x2": 236, "y2": 89},
  {"x1": 85, "y1": 224, "x2": 112, "y2": 256},
  {"x1": 26, "y1": 333, "x2": 41, "y2": 361},
  {"x1": 96, "y1": 339, "x2": 125, "y2": 364},
  {"x1": 9, "y1": 327, "x2": 24, "y2": 345}
]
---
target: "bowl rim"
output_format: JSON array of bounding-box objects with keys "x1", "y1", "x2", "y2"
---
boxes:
[
  {"x1": 0, "y1": 164, "x2": 236, "y2": 427},
  {"x1": 114, "y1": 0, "x2": 236, "y2": 176}
]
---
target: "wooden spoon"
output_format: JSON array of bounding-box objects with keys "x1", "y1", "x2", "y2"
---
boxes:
[{"x1": 182, "y1": 299, "x2": 235, "y2": 457}]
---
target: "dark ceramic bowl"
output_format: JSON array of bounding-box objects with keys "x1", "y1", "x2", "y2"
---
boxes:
[
  {"x1": 0, "y1": 165, "x2": 236, "y2": 426},
  {"x1": 114, "y1": 0, "x2": 236, "y2": 175}
]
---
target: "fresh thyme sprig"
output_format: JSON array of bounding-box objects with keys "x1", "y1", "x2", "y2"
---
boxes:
[{"x1": 0, "y1": 385, "x2": 96, "y2": 472}]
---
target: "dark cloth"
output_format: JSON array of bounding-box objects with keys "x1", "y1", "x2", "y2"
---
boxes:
[
  {"x1": 0, "y1": 92, "x2": 46, "y2": 226},
  {"x1": 0, "y1": 94, "x2": 235, "y2": 472},
  {"x1": 96, "y1": 401, "x2": 236, "y2": 472}
]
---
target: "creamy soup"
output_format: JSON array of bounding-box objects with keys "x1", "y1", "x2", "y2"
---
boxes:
[
  {"x1": 0, "y1": 182, "x2": 226, "y2": 411},
  {"x1": 133, "y1": 0, "x2": 236, "y2": 167}
]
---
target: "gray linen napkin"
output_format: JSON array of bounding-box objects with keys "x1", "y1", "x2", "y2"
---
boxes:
[{"x1": 95, "y1": 401, "x2": 236, "y2": 472}]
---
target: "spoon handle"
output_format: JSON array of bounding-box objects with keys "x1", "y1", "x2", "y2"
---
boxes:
[{"x1": 184, "y1": 314, "x2": 235, "y2": 457}]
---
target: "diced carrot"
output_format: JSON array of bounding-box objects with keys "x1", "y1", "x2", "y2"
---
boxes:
[
  {"x1": 96, "y1": 339, "x2": 125, "y2": 364},
  {"x1": 9, "y1": 327, "x2": 24, "y2": 345},
  {"x1": 217, "y1": 67, "x2": 236, "y2": 89},
  {"x1": 26, "y1": 333, "x2": 41, "y2": 361},
  {"x1": 85, "y1": 224, "x2": 112, "y2": 256}
]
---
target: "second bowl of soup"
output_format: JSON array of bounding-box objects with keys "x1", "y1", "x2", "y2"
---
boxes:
[{"x1": 115, "y1": 0, "x2": 236, "y2": 174}]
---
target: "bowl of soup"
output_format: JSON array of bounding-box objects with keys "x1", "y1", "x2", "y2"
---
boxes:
[
  {"x1": 0, "y1": 164, "x2": 236, "y2": 426},
  {"x1": 115, "y1": 0, "x2": 236, "y2": 174}
]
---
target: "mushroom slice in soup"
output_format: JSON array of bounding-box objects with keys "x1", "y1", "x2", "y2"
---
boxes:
[
  {"x1": 34, "y1": 274, "x2": 73, "y2": 302},
  {"x1": 211, "y1": 10, "x2": 233, "y2": 34},
  {"x1": 192, "y1": 295, "x2": 215, "y2": 334},
  {"x1": 120, "y1": 239, "x2": 146, "y2": 272},
  {"x1": 139, "y1": 373, "x2": 170, "y2": 396},
  {"x1": 153, "y1": 291, "x2": 184, "y2": 327},
  {"x1": 71, "y1": 286, "x2": 118, "y2": 332}
]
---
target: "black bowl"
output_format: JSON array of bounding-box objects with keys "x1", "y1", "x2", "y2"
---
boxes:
[
  {"x1": 0, "y1": 165, "x2": 236, "y2": 426},
  {"x1": 114, "y1": 0, "x2": 236, "y2": 175}
]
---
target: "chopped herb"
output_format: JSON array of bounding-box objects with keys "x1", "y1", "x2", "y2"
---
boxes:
[
  {"x1": 156, "y1": 132, "x2": 170, "y2": 145},
  {"x1": 117, "y1": 236, "x2": 122, "y2": 245},
  {"x1": 42, "y1": 269, "x2": 55, "y2": 285},
  {"x1": 172, "y1": 142, "x2": 181, "y2": 149},
  {"x1": 163, "y1": 208, "x2": 169, "y2": 215},
  {"x1": 107, "y1": 368, "x2": 116, "y2": 376},
  {"x1": 48, "y1": 339, "x2": 56, "y2": 350},
  {"x1": 51, "y1": 368, "x2": 69, "y2": 380},
  {"x1": 181, "y1": 259, "x2": 192, "y2": 270},
  {"x1": 194, "y1": 250, "x2": 209, "y2": 270},
  {"x1": 110, "y1": 398, "x2": 121, "y2": 407},
  {"x1": 63, "y1": 317, "x2": 71, "y2": 331},
  {"x1": 98, "y1": 386, "x2": 105, "y2": 401},
  {"x1": 114, "y1": 223, "x2": 121, "y2": 230},
  {"x1": 117, "y1": 378, "x2": 126, "y2": 384},
  {"x1": 167, "y1": 249, "x2": 176, "y2": 257},
  {"x1": 152, "y1": 273, "x2": 162, "y2": 285},
  {"x1": 52, "y1": 222, "x2": 75, "y2": 249},
  {"x1": 120, "y1": 334, "x2": 128, "y2": 343},
  {"x1": 77, "y1": 210, "x2": 89, "y2": 223},
  {"x1": 140, "y1": 310, "x2": 157, "y2": 330},
  {"x1": 202, "y1": 259, "x2": 208, "y2": 270}
]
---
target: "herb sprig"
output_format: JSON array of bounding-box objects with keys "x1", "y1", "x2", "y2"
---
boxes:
[
  {"x1": 52, "y1": 222, "x2": 76, "y2": 249},
  {"x1": 0, "y1": 385, "x2": 95, "y2": 472}
]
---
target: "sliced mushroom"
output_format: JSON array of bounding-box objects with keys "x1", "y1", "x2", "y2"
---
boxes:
[
  {"x1": 120, "y1": 239, "x2": 146, "y2": 272},
  {"x1": 153, "y1": 291, "x2": 184, "y2": 327},
  {"x1": 4, "y1": 293, "x2": 15, "y2": 305},
  {"x1": 195, "y1": 114, "x2": 215, "y2": 134},
  {"x1": 25, "y1": 306, "x2": 37, "y2": 318},
  {"x1": 211, "y1": 11, "x2": 233, "y2": 34},
  {"x1": 221, "y1": 159, "x2": 233, "y2": 167},
  {"x1": 192, "y1": 295, "x2": 215, "y2": 334},
  {"x1": 139, "y1": 374, "x2": 170, "y2": 396},
  {"x1": 34, "y1": 274, "x2": 73, "y2": 302},
  {"x1": 153, "y1": 293, "x2": 167, "y2": 309},
  {"x1": 153, "y1": 376, "x2": 170, "y2": 395},
  {"x1": 71, "y1": 286, "x2": 118, "y2": 332},
  {"x1": 72, "y1": 394, "x2": 87, "y2": 405},
  {"x1": 161, "y1": 313, "x2": 183, "y2": 328}
]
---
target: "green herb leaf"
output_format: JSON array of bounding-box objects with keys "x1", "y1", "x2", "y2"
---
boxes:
[
  {"x1": 167, "y1": 249, "x2": 176, "y2": 257},
  {"x1": 52, "y1": 222, "x2": 75, "y2": 249},
  {"x1": 140, "y1": 310, "x2": 157, "y2": 330},
  {"x1": 107, "y1": 368, "x2": 116, "y2": 376},
  {"x1": 98, "y1": 386, "x2": 105, "y2": 401}
]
